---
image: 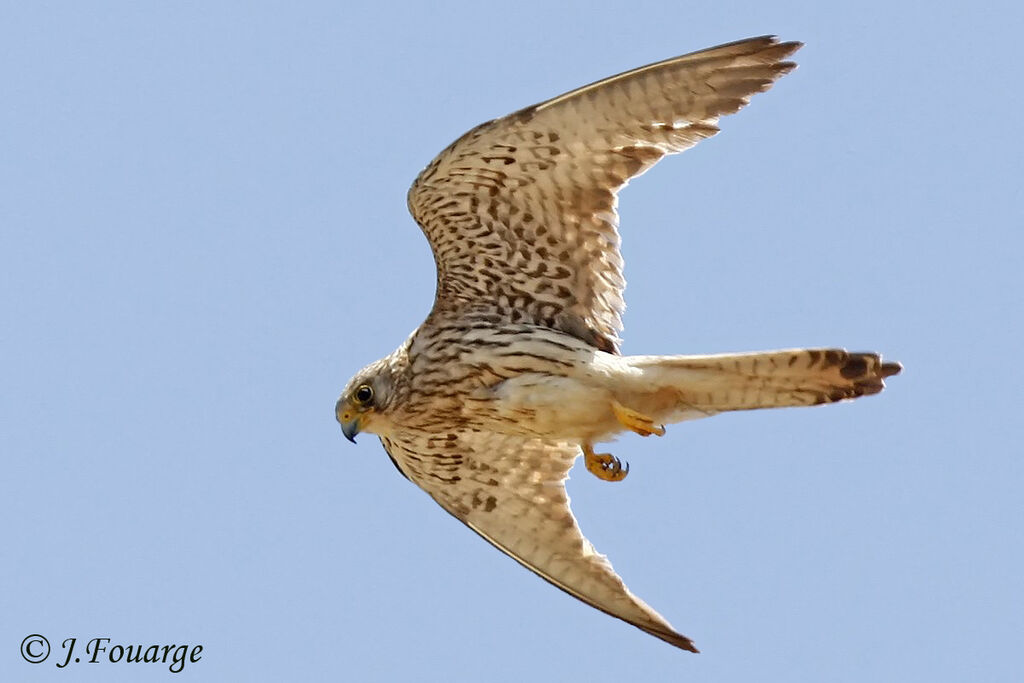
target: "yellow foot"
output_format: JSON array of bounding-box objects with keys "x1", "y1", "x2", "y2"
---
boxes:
[
  {"x1": 611, "y1": 400, "x2": 666, "y2": 437},
  {"x1": 583, "y1": 443, "x2": 629, "y2": 482}
]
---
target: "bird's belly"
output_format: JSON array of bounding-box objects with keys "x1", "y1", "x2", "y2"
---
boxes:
[{"x1": 475, "y1": 372, "x2": 620, "y2": 442}]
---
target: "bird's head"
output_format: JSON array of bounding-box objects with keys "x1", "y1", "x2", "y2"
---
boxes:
[{"x1": 335, "y1": 357, "x2": 397, "y2": 443}]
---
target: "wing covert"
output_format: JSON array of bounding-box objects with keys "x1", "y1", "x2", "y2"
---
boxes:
[{"x1": 408, "y1": 36, "x2": 802, "y2": 352}]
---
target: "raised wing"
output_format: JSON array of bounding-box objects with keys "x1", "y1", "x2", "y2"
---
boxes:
[
  {"x1": 408, "y1": 36, "x2": 802, "y2": 353},
  {"x1": 380, "y1": 430, "x2": 698, "y2": 652}
]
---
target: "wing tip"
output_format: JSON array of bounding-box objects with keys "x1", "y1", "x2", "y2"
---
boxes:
[
  {"x1": 740, "y1": 36, "x2": 804, "y2": 76},
  {"x1": 711, "y1": 34, "x2": 804, "y2": 58},
  {"x1": 675, "y1": 636, "x2": 701, "y2": 654},
  {"x1": 756, "y1": 38, "x2": 804, "y2": 72},
  {"x1": 646, "y1": 626, "x2": 700, "y2": 653}
]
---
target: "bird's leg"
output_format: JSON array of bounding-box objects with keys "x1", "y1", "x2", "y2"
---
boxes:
[
  {"x1": 611, "y1": 400, "x2": 666, "y2": 437},
  {"x1": 583, "y1": 443, "x2": 629, "y2": 482}
]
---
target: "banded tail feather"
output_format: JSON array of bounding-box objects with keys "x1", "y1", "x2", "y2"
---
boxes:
[{"x1": 629, "y1": 348, "x2": 901, "y2": 416}]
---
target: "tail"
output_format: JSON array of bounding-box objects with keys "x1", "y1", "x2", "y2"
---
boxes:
[{"x1": 628, "y1": 348, "x2": 901, "y2": 418}]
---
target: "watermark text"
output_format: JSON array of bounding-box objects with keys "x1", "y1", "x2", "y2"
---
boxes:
[{"x1": 21, "y1": 634, "x2": 202, "y2": 673}]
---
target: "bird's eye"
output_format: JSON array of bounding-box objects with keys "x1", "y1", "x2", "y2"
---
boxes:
[{"x1": 353, "y1": 384, "x2": 374, "y2": 406}]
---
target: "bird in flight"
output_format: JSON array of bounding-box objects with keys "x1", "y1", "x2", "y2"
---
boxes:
[{"x1": 336, "y1": 35, "x2": 900, "y2": 653}]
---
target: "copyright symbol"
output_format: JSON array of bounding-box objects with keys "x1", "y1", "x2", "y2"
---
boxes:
[{"x1": 21, "y1": 634, "x2": 50, "y2": 663}]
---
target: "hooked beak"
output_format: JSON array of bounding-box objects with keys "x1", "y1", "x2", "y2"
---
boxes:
[
  {"x1": 336, "y1": 399, "x2": 362, "y2": 443},
  {"x1": 340, "y1": 415, "x2": 361, "y2": 443}
]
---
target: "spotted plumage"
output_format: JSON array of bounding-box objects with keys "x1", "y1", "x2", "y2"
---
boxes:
[{"x1": 336, "y1": 36, "x2": 900, "y2": 653}]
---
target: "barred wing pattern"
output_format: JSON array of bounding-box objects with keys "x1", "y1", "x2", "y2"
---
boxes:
[
  {"x1": 408, "y1": 36, "x2": 801, "y2": 353},
  {"x1": 380, "y1": 431, "x2": 699, "y2": 652}
]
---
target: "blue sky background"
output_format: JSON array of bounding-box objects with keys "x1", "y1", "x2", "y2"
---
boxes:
[{"x1": 3, "y1": 2, "x2": 1022, "y2": 681}]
